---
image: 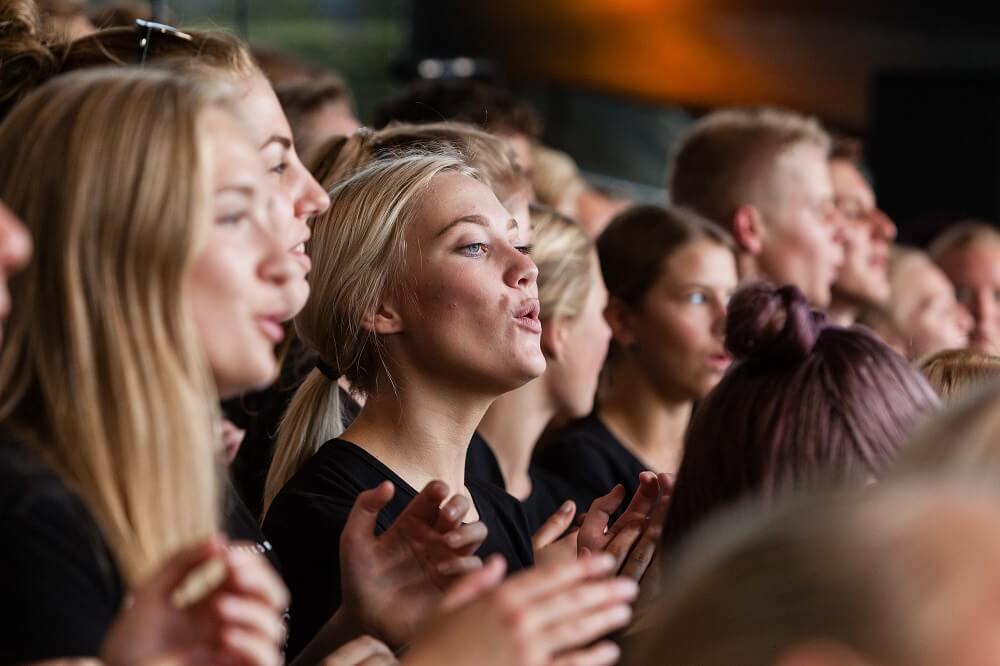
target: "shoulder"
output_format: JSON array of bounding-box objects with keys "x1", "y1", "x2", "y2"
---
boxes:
[
  {"x1": 466, "y1": 479, "x2": 534, "y2": 571},
  {"x1": 535, "y1": 414, "x2": 623, "y2": 468}
]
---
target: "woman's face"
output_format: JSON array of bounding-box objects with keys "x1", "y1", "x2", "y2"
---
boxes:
[
  {"x1": 891, "y1": 253, "x2": 972, "y2": 359},
  {"x1": 387, "y1": 172, "x2": 546, "y2": 396},
  {"x1": 545, "y1": 252, "x2": 612, "y2": 419},
  {"x1": 241, "y1": 73, "x2": 331, "y2": 321},
  {"x1": 188, "y1": 109, "x2": 297, "y2": 398},
  {"x1": 0, "y1": 202, "x2": 32, "y2": 346},
  {"x1": 621, "y1": 240, "x2": 738, "y2": 402}
]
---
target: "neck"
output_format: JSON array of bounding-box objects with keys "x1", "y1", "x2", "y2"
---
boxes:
[
  {"x1": 342, "y1": 373, "x2": 493, "y2": 496},
  {"x1": 598, "y1": 357, "x2": 691, "y2": 474},
  {"x1": 478, "y1": 378, "x2": 556, "y2": 500},
  {"x1": 828, "y1": 292, "x2": 861, "y2": 326}
]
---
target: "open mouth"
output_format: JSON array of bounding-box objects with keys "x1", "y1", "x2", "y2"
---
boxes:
[
  {"x1": 514, "y1": 299, "x2": 542, "y2": 334},
  {"x1": 256, "y1": 315, "x2": 286, "y2": 344}
]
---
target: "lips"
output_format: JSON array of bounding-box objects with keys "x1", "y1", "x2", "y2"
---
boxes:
[
  {"x1": 708, "y1": 351, "x2": 732, "y2": 372},
  {"x1": 514, "y1": 298, "x2": 542, "y2": 334}
]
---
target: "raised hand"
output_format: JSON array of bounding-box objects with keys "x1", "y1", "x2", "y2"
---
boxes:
[
  {"x1": 403, "y1": 553, "x2": 637, "y2": 666},
  {"x1": 100, "y1": 536, "x2": 288, "y2": 666},
  {"x1": 320, "y1": 636, "x2": 398, "y2": 666}
]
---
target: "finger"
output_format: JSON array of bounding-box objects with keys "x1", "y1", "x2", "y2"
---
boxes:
[
  {"x1": 341, "y1": 481, "x2": 395, "y2": 551},
  {"x1": 531, "y1": 501, "x2": 576, "y2": 552},
  {"x1": 321, "y1": 635, "x2": 395, "y2": 666},
  {"x1": 396, "y1": 480, "x2": 451, "y2": 529},
  {"x1": 608, "y1": 472, "x2": 660, "y2": 538},
  {"x1": 604, "y1": 518, "x2": 645, "y2": 572},
  {"x1": 551, "y1": 641, "x2": 622, "y2": 666},
  {"x1": 438, "y1": 554, "x2": 506, "y2": 612},
  {"x1": 144, "y1": 535, "x2": 227, "y2": 599},
  {"x1": 214, "y1": 595, "x2": 285, "y2": 645},
  {"x1": 219, "y1": 626, "x2": 282, "y2": 666},
  {"x1": 657, "y1": 472, "x2": 674, "y2": 497},
  {"x1": 358, "y1": 655, "x2": 399, "y2": 666},
  {"x1": 501, "y1": 552, "x2": 617, "y2": 604},
  {"x1": 543, "y1": 601, "x2": 634, "y2": 657},
  {"x1": 619, "y1": 492, "x2": 670, "y2": 582},
  {"x1": 224, "y1": 549, "x2": 289, "y2": 611},
  {"x1": 578, "y1": 486, "x2": 625, "y2": 551},
  {"x1": 433, "y1": 493, "x2": 472, "y2": 533},
  {"x1": 436, "y1": 555, "x2": 483, "y2": 577},
  {"x1": 527, "y1": 576, "x2": 638, "y2": 633},
  {"x1": 443, "y1": 521, "x2": 488, "y2": 555}
]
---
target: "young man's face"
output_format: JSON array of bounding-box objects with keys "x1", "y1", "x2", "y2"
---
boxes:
[{"x1": 755, "y1": 143, "x2": 844, "y2": 308}]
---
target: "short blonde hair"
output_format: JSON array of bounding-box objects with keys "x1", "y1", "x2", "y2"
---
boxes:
[
  {"x1": 531, "y1": 144, "x2": 585, "y2": 214},
  {"x1": 669, "y1": 107, "x2": 830, "y2": 228},
  {"x1": 531, "y1": 205, "x2": 594, "y2": 321},
  {"x1": 918, "y1": 349, "x2": 1000, "y2": 404}
]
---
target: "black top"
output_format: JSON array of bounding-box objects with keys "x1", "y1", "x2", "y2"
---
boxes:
[
  {"x1": 262, "y1": 437, "x2": 534, "y2": 658},
  {"x1": 533, "y1": 412, "x2": 650, "y2": 518},
  {"x1": 0, "y1": 438, "x2": 125, "y2": 663},
  {"x1": 226, "y1": 337, "x2": 360, "y2": 517},
  {"x1": 465, "y1": 430, "x2": 506, "y2": 490}
]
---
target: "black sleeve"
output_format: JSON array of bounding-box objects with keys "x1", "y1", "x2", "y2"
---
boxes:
[
  {"x1": 0, "y1": 491, "x2": 123, "y2": 663},
  {"x1": 262, "y1": 491, "x2": 353, "y2": 660}
]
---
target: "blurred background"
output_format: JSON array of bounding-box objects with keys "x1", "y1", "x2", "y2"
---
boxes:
[{"x1": 91, "y1": 0, "x2": 1000, "y2": 244}]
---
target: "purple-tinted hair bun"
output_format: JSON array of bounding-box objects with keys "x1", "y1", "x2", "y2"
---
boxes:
[{"x1": 725, "y1": 283, "x2": 827, "y2": 365}]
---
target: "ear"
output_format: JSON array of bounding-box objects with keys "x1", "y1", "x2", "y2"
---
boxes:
[
  {"x1": 360, "y1": 297, "x2": 405, "y2": 336},
  {"x1": 732, "y1": 204, "x2": 765, "y2": 255},
  {"x1": 540, "y1": 316, "x2": 569, "y2": 361},
  {"x1": 604, "y1": 296, "x2": 636, "y2": 347}
]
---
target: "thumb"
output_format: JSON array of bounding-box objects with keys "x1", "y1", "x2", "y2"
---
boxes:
[
  {"x1": 438, "y1": 554, "x2": 507, "y2": 613},
  {"x1": 341, "y1": 481, "x2": 395, "y2": 549},
  {"x1": 142, "y1": 535, "x2": 227, "y2": 599},
  {"x1": 531, "y1": 501, "x2": 576, "y2": 552}
]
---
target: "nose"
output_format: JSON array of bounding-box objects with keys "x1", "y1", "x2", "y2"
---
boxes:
[
  {"x1": 503, "y1": 244, "x2": 539, "y2": 290},
  {"x1": 710, "y1": 299, "x2": 727, "y2": 339},
  {"x1": 291, "y1": 157, "x2": 331, "y2": 221},
  {"x1": 872, "y1": 209, "x2": 897, "y2": 242},
  {"x1": 956, "y1": 301, "x2": 975, "y2": 336},
  {"x1": 0, "y1": 203, "x2": 32, "y2": 276}
]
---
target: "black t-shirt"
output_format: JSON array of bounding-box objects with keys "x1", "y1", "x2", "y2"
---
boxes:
[
  {"x1": 226, "y1": 337, "x2": 361, "y2": 518},
  {"x1": 465, "y1": 430, "x2": 506, "y2": 490},
  {"x1": 0, "y1": 438, "x2": 126, "y2": 663},
  {"x1": 533, "y1": 412, "x2": 650, "y2": 518},
  {"x1": 262, "y1": 437, "x2": 535, "y2": 658}
]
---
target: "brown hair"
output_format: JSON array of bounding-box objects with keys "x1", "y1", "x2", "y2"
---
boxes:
[
  {"x1": 669, "y1": 107, "x2": 831, "y2": 228},
  {"x1": 0, "y1": 3, "x2": 256, "y2": 120},
  {"x1": 918, "y1": 349, "x2": 1000, "y2": 404},
  {"x1": 309, "y1": 121, "x2": 530, "y2": 208},
  {"x1": 830, "y1": 134, "x2": 863, "y2": 164},
  {"x1": 275, "y1": 75, "x2": 355, "y2": 151}
]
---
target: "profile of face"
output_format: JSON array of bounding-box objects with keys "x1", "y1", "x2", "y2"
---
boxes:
[
  {"x1": 498, "y1": 131, "x2": 535, "y2": 177},
  {"x1": 542, "y1": 253, "x2": 612, "y2": 419},
  {"x1": 0, "y1": 202, "x2": 33, "y2": 346},
  {"x1": 890, "y1": 253, "x2": 972, "y2": 359},
  {"x1": 379, "y1": 172, "x2": 546, "y2": 395},
  {"x1": 830, "y1": 158, "x2": 897, "y2": 306},
  {"x1": 611, "y1": 239, "x2": 738, "y2": 402},
  {"x1": 241, "y1": 73, "x2": 332, "y2": 320},
  {"x1": 935, "y1": 239, "x2": 1000, "y2": 355},
  {"x1": 188, "y1": 109, "x2": 296, "y2": 398},
  {"x1": 753, "y1": 143, "x2": 844, "y2": 308}
]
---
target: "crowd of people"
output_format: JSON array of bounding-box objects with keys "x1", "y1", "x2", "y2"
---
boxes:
[{"x1": 4, "y1": 1, "x2": 1000, "y2": 665}]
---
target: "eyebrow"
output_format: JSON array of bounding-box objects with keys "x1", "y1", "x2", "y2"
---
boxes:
[
  {"x1": 259, "y1": 135, "x2": 292, "y2": 151},
  {"x1": 435, "y1": 215, "x2": 520, "y2": 238}
]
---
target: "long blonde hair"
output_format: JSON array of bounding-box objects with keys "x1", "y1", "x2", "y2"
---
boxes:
[
  {"x1": 0, "y1": 68, "x2": 228, "y2": 585},
  {"x1": 263, "y1": 152, "x2": 478, "y2": 512}
]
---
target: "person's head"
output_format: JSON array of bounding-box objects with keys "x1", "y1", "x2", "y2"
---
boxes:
[
  {"x1": 265, "y1": 153, "x2": 543, "y2": 509},
  {"x1": 309, "y1": 121, "x2": 532, "y2": 231},
  {"x1": 36, "y1": 0, "x2": 93, "y2": 39},
  {"x1": 0, "y1": 12, "x2": 330, "y2": 320},
  {"x1": 372, "y1": 79, "x2": 542, "y2": 175},
  {"x1": 0, "y1": 202, "x2": 33, "y2": 345},
  {"x1": 598, "y1": 205, "x2": 738, "y2": 404},
  {"x1": 661, "y1": 282, "x2": 940, "y2": 552},
  {"x1": 0, "y1": 68, "x2": 292, "y2": 584},
  {"x1": 929, "y1": 221, "x2": 1000, "y2": 355},
  {"x1": 829, "y1": 136, "x2": 897, "y2": 309},
  {"x1": 883, "y1": 246, "x2": 972, "y2": 360},
  {"x1": 531, "y1": 144, "x2": 586, "y2": 220},
  {"x1": 275, "y1": 75, "x2": 360, "y2": 158},
  {"x1": 89, "y1": 2, "x2": 169, "y2": 29},
  {"x1": 669, "y1": 108, "x2": 843, "y2": 308},
  {"x1": 529, "y1": 205, "x2": 610, "y2": 419},
  {"x1": 917, "y1": 349, "x2": 1000, "y2": 404},
  {"x1": 630, "y1": 480, "x2": 1000, "y2": 666}
]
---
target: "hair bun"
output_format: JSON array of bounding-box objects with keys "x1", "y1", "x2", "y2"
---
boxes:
[{"x1": 725, "y1": 283, "x2": 826, "y2": 365}]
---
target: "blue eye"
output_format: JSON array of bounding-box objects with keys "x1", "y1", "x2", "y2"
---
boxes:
[
  {"x1": 687, "y1": 292, "x2": 707, "y2": 305},
  {"x1": 460, "y1": 243, "x2": 487, "y2": 257}
]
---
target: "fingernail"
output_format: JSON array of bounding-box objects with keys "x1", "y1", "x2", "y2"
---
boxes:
[
  {"x1": 615, "y1": 578, "x2": 639, "y2": 598},
  {"x1": 445, "y1": 506, "x2": 459, "y2": 520},
  {"x1": 560, "y1": 501, "x2": 574, "y2": 513},
  {"x1": 595, "y1": 553, "x2": 615, "y2": 570}
]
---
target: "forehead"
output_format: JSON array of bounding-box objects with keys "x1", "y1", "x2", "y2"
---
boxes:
[
  {"x1": 413, "y1": 172, "x2": 513, "y2": 234},
  {"x1": 203, "y1": 109, "x2": 265, "y2": 181},
  {"x1": 238, "y1": 73, "x2": 292, "y2": 147},
  {"x1": 896, "y1": 255, "x2": 953, "y2": 297},
  {"x1": 830, "y1": 160, "x2": 873, "y2": 198},
  {"x1": 939, "y1": 240, "x2": 1000, "y2": 284},
  {"x1": 660, "y1": 240, "x2": 738, "y2": 285},
  {"x1": 772, "y1": 142, "x2": 832, "y2": 198}
]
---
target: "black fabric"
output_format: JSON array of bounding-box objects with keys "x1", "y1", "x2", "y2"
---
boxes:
[
  {"x1": 263, "y1": 437, "x2": 534, "y2": 658},
  {"x1": 533, "y1": 412, "x2": 649, "y2": 519},
  {"x1": 223, "y1": 476, "x2": 282, "y2": 574},
  {"x1": 0, "y1": 437, "x2": 125, "y2": 663},
  {"x1": 226, "y1": 338, "x2": 361, "y2": 518},
  {"x1": 465, "y1": 430, "x2": 506, "y2": 490},
  {"x1": 522, "y1": 465, "x2": 578, "y2": 533}
]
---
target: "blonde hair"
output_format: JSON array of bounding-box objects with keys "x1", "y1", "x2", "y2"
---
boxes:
[
  {"x1": 627, "y1": 481, "x2": 1000, "y2": 666},
  {"x1": 928, "y1": 219, "x2": 1000, "y2": 261},
  {"x1": 530, "y1": 205, "x2": 594, "y2": 321},
  {"x1": 669, "y1": 107, "x2": 831, "y2": 228},
  {"x1": 531, "y1": 144, "x2": 585, "y2": 215},
  {"x1": 917, "y1": 349, "x2": 1000, "y2": 403},
  {"x1": 309, "y1": 122, "x2": 529, "y2": 207},
  {"x1": 0, "y1": 68, "x2": 228, "y2": 585},
  {"x1": 263, "y1": 152, "x2": 478, "y2": 512}
]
